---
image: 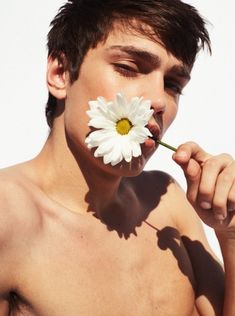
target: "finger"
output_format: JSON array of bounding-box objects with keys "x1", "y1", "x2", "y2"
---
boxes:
[
  {"x1": 225, "y1": 162, "x2": 235, "y2": 211},
  {"x1": 173, "y1": 141, "x2": 211, "y2": 166},
  {"x1": 212, "y1": 170, "x2": 234, "y2": 221},
  {"x1": 198, "y1": 154, "x2": 233, "y2": 211},
  {"x1": 228, "y1": 180, "x2": 235, "y2": 211}
]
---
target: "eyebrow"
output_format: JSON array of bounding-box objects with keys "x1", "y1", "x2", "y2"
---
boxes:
[
  {"x1": 106, "y1": 45, "x2": 161, "y2": 68},
  {"x1": 168, "y1": 65, "x2": 191, "y2": 81},
  {"x1": 106, "y1": 45, "x2": 191, "y2": 80}
]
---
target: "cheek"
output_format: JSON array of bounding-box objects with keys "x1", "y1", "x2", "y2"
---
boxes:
[
  {"x1": 64, "y1": 108, "x2": 90, "y2": 146},
  {"x1": 162, "y1": 104, "x2": 178, "y2": 133},
  {"x1": 74, "y1": 62, "x2": 142, "y2": 103},
  {"x1": 63, "y1": 92, "x2": 91, "y2": 146},
  {"x1": 75, "y1": 63, "x2": 122, "y2": 101}
]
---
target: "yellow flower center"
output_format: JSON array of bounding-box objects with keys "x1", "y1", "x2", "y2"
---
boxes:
[{"x1": 116, "y1": 118, "x2": 133, "y2": 135}]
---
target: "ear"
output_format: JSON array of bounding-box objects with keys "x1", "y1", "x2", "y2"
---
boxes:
[{"x1": 47, "y1": 56, "x2": 68, "y2": 100}]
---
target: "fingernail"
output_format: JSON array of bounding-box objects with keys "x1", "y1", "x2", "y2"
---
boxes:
[
  {"x1": 214, "y1": 213, "x2": 225, "y2": 221},
  {"x1": 200, "y1": 201, "x2": 211, "y2": 210}
]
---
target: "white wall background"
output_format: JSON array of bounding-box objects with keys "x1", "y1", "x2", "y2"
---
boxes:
[{"x1": 0, "y1": 1, "x2": 234, "y2": 260}]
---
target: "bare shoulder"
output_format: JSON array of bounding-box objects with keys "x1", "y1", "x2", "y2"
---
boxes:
[
  {"x1": 0, "y1": 165, "x2": 43, "y2": 242},
  {"x1": 130, "y1": 169, "x2": 185, "y2": 213},
  {"x1": 131, "y1": 169, "x2": 209, "y2": 239},
  {"x1": 133, "y1": 170, "x2": 224, "y2": 313},
  {"x1": 0, "y1": 165, "x2": 42, "y2": 305}
]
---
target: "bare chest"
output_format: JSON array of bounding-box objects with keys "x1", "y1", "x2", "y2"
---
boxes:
[{"x1": 13, "y1": 219, "x2": 197, "y2": 316}]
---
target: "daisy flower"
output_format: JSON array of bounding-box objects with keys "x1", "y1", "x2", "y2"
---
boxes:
[{"x1": 85, "y1": 92, "x2": 154, "y2": 166}]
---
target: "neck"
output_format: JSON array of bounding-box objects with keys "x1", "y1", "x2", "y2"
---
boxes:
[{"x1": 32, "y1": 126, "x2": 124, "y2": 217}]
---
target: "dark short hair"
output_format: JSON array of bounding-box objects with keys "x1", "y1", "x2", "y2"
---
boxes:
[{"x1": 46, "y1": 0, "x2": 211, "y2": 127}]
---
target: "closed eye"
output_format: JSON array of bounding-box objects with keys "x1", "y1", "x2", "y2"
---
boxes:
[
  {"x1": 164, "y1": 79, "x2": 183, "y2": 96},
  {"x1": 112, "y1": 63, "x2": 139, "y2": 78}
]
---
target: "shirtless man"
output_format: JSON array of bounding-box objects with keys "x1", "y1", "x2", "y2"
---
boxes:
[{"x1": 1, "y1": 0, "x2": 235, "y2": 315}]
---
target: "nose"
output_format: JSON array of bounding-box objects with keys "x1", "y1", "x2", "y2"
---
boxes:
[
  {"x1": 142, "y1": 77, "x2": 166, "y2": 116},
  {"x1": 151, "y1": 96, "x2": 166, "y2": 116}
]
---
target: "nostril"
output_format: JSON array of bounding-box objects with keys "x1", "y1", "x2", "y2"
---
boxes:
[
  {"x1": 151, "y1": 97, "x2": 166, "y2": 114},
  {"x1": 151, "y1": 106, "x2": 165, "y2": 117}
]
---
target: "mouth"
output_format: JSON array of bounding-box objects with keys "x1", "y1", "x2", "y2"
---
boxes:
[{"x1": 147, "y1": 123, "x2": 161, "y2": 143}]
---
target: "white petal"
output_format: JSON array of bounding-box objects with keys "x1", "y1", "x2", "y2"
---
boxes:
[
  {"x1": 128, "y1": 99, "x2": 141, "y2": 116},
  {"x1": 94, "y1": 139, "x2": 115, "y2": 157},
  {"x1": 116, "y1": 92, "x2": 128, "y2": 117},
  {"x1": 97, "y1": 96, "x2": 109, "y2": 110},
  {"x1": 106, "y1": 109, "x2": 120, "y2": 122},
  {"x1": 103, "y1": 152, "x2": 113, "y2": 165},
  {"x1": 131, "y1": 142, "x2": 142, "y2": 157},
  {"x1": 120, "y1": 137, "x2": 133, "y2": 162},
  {"x1": 88, "y1": 100, "x2": 100, "y2": 111},
  {"x1": 132, "y1": 126, "x2": 152, "y2": 137},
  {"x1": 86, "y1": 130, "x2": 116, "y2": 148},
  {"x1": 111, "y1": 153, "x2": 123, "y2": 166},
  {"x1": 116, "y1": 92, "x2": 126, "y2": 107},
  {"x1": 103, "y1": 146, "x2": 122, "y2": 165},
  {"x1": 86, "y1": 92, "x2": 157, "y2": 165},
  {"x1": 105, "y1": 144, "x2": 123, "y2": 166},
  {"x1": 88, "y1": 118, "x2": 115, "y2": 129},
  {"x1": 86, "y1": 109, "x2": 103, "y2": 119},
  {"x1": 93, "y1": 98, "x2": 122, "y2": 123},
  {"x1": 89, "y1": 129, "x2": 115, "y2": 142},
  {"x1": 107, "y1": 103, "x2": 122, "y2": 121},
  {"x1": 128, "y1": 134, "x2": 145, "y2": 143},
  {"x1": 133, "y1": 109, "x2": 153, "y2": 125},
  {"x1": 140, "y1": 99, "x2": 152, "y2": 109},
  {"x1": 90, "y1": 98, "x2": 116, "y2": 122},
  {"x1": 85, "y1": 138, "x2": 93, "y2": 149}
]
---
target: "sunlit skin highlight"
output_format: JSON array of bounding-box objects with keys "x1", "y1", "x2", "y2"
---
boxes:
[
  {"x1": 1, "y1": 5, "x2": 235, "y2": 316},
  {"x1": 58, "y1": 26, "x2": 191, "y2": 177}
]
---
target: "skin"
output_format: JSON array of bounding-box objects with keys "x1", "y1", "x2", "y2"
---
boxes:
[{"x1": 0, "y1": 24, "x2": 235, "y2": 315}]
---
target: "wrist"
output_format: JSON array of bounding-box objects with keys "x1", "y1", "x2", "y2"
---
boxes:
[
  {"x1": 216, "y1": 229, "x2": 235, "y2": 242},
  {"x1": 216, "y1": 230, "x2": 235, "y2": 259}
]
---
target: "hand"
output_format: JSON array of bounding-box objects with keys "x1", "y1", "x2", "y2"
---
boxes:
[{"x1": 173, "y1": 142, "x2": 235, "y2": 232}]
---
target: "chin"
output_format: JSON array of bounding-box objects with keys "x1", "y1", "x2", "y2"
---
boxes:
[{"x1": 96, "y1": 155, "x2": 148, "y2": 178}]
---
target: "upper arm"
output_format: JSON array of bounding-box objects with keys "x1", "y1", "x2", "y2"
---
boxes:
[
  {"x1": 0, "y1": 300, "x2": 9, "y2": 316},
  {"x1": 0, "y1": 171, "x2": 42, "y2": 314},
  {"x1": 0, "y1": 177, "x2": 31, "y2": 309},
  {"x1": 0, "y1": 190, "x2": 14, "y2": 314},
  {"x1": 169, "y1": 181, "x2": 224, "y2": 316}
]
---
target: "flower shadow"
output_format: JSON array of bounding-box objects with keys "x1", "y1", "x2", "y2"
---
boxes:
[
  {"x1": 89, "y1": 170, "x2": 173, "y2": 239},
  {"x1": 144, "y1": 224, "x2": 224, "y2": 313},
  {"x1": 66, "y1": 130, "x2": 172, "y2": 239}
]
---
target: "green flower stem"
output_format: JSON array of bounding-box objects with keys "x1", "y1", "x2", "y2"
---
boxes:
[{"x1": 156, "y1": 139, "x2": 177, "y2": 152}]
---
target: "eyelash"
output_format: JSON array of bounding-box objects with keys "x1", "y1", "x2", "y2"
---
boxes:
[
  {"x1": 165, "y1": 80, "x2": 183, "y2": 95},
  {"x1": 113, "y1": 63, "x2": 183, "y2": 95},
  {"x1": 113, "y1": 63, "x2": 138, "y2": 78}
]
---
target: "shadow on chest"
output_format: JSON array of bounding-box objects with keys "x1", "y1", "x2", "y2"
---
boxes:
[{"x1": 14, "y1": 221, "x2": 199, "y2": 315}]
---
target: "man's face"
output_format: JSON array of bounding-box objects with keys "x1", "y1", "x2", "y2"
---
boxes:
[{"x1": 62, "y1": 25, "x2": 191, "y2": 173}]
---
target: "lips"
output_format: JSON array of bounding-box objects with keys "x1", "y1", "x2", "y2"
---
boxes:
[{"x1": 147, "y1": 123, "x2": 161, "y2": 142}]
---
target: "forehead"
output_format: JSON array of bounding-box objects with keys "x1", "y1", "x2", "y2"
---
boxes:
[
  {"x1": 101, "y1": 21, "x2": 163, "y2": 51},
  {"x1": 93, "y1": 24, "x2": 191, "y2": 74}
]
